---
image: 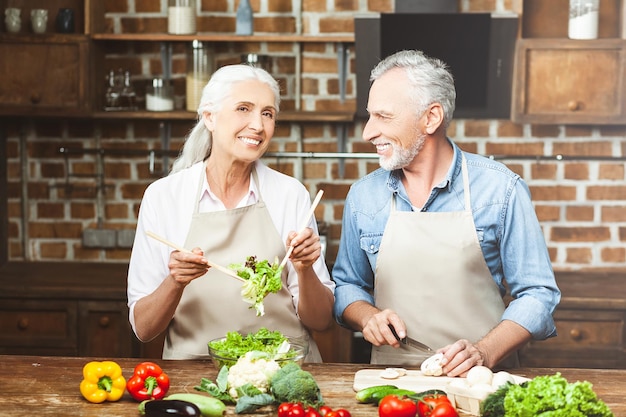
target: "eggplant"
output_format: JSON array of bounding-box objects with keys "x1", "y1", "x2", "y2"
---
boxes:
[{"x1": 144, "y1": 399, "x2": 202, "y2": 417}]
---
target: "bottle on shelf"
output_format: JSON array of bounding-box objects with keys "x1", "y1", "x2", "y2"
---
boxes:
[
  {"x1": 120, "y1": 70, "x2": 137, "y2": 110},
  {"x1": 104, "y1": 70, "x2": 121, "y2": 111},
  {"x1": 236, "y1": 0, "x2": 253, "y2": 35},
  {"x1": 168, "y1": 0, "x2": 196, "y2": 35},
  {"x1": 186, "y1": 40, "x2": 214, "y2": 112}
]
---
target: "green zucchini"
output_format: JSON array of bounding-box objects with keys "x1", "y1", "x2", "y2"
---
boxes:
[{"x1": 163, "y1": 393, "x2": 226, "y2": 417}]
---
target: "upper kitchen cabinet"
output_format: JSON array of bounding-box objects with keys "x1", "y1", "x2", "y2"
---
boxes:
[
  {"x1": 511, "y1": 0, "x2": 626, "y2": 125},
  {"x1": 0, "y1": 0, "x2": 101, "y2": 117}
]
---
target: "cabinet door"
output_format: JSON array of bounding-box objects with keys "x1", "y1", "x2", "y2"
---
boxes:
[
  {"x1": 0, "y1": 299, "x2": 78, "y2": 355},
  {"x1": 78, "y1": 301, "x2": 134, "y2": 357},
  {"x1": 519, "y1": 308, "x2": 626, "y2": 368},
  {"x1": 512, "y1": 39, "x2": 626, "y2": 125},
  {"x1": 0, "y1": 35, "x2": 91, "y2": 115}
]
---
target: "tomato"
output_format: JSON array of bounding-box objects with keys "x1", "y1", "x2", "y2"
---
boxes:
[
  {"x1": 304, "y1": 407, "x2": 322, "y2": 417},
  {"x1": 318, "y1": 405, "x2": 333, "y2": 416},
  {"x1": 289, "y1": 404, "x2": 306, "y2": 417},
  {"x1": 429, "y1": 402, "x2": 458, "y2": 417},
  {"x1": 378, "y1": 394, "x2": 418, "y2": 417},
  {"x1": 335, "y1": 409, "x2": 352, "y2": 417},
  {"x1": 279, "y1": 403, "x2": 294, "y2": 417},
  {"x1": 325, "y1": 412, "x2": 340, "y2": 417},
  {"x1": 416, "y1": 394, "x2": 452, "y2": 417}
]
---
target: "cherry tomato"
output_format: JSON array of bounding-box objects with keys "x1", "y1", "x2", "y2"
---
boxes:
[
  {"x1": 304, "y1": 407, "x2": 322, "y2": 417},
  {"x1": 335, "y1": 409, "x2": 352, "y2": 417},
  {"x1": 278, "y1": 403, "x2": 294, "y2": 417},
  {"x1": 325, "y1": 412, "x2": 340, "y2": 417},
  {"x1": 318, "y1": 406, "x2": 333, "y2": 416},
  {"x1": 378, "y1": 394, "x2": 418, "y2": 417},
  {"x1": 289, "y1": 403, "x2": 306, "y2": 417},
  {"x1": 429, "y1": 402, "x2": 458, "y2": 417}
]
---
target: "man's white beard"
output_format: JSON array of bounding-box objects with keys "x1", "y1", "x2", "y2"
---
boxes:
[{"x1": 379, "y1": 133, "x2": 426, "y2": 171}]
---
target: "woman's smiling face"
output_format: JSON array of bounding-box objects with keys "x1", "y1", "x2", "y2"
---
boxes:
[{"x1": 205, "y1": 78, "x2": 277, "y2": 163}]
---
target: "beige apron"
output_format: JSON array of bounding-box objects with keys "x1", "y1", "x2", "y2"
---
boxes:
[
  {"x1": 163, "y1": 166, "x2": 321, "y2": 361},
  {"x1": 372, "y1": 155, "x2": 514, "y2": 367}
]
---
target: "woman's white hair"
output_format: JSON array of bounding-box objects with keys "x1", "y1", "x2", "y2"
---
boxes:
[{"x1": 170, "y1": 64, "x2": 280, "y2": 174}]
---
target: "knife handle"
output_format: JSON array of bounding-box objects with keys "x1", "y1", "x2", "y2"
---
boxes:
[{"x1": 388, "y1": 324, "x2": 405, "y2": 343}]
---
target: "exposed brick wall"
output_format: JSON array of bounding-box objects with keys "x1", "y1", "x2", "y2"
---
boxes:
[{"x1": 4, "y1": 0, "x2": 626, "y2": 273}]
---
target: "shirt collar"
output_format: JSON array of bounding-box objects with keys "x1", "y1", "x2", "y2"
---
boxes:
[{"x1": 199, "y1": 170, "x2": 259, "y2": 206}]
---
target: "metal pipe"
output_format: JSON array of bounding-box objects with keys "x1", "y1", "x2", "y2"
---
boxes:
[
  {"x1": 19, "y1": 122, "x2": 29, "y2": 260},
  {"x1": 59, "y1": 147, "x2": 626, "y2": 162}
]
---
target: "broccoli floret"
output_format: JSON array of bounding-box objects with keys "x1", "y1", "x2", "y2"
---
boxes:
[{"x1": 270, "y1": 362, "x2": 323, "y2": 408}]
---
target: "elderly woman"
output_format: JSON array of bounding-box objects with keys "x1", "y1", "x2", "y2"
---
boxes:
[{"x1": 127, "y1": 64, "x2": 335, "y2": 360}]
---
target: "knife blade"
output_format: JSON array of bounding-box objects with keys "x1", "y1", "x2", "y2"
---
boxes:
[{"x1": 388, "y1": 324, "x2": 433, "y2": 352}]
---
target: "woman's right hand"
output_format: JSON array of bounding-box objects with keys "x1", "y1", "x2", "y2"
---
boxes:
[{"x1": 168, "y1": 247, "x2": 209, "y2": 286}]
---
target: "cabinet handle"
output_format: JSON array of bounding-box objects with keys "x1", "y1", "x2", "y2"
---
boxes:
[
  {"x1": 30, "y1": 93, "x2": 41, "y2": 104},
  {"x1": 17, "y1": 317, "x2": 29, "y2": 330},
  {"x1": 99, "y1": 316, "x2": 110, "y2": 327},
  {"x1": 567, "y1": 100, "x2": 581, "y2": 111},
  {"x1": 569, "y1": 328, "x2": 582, "y2": 340}
]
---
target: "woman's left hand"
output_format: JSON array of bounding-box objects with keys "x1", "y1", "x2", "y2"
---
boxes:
[{"x1": 286, "y1": 228, "x2": 321, "y2": 270}]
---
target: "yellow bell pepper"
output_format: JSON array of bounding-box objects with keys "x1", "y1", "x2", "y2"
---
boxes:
[{"x1": 80, "y1": 360, "x2": 126, "y2": 403}]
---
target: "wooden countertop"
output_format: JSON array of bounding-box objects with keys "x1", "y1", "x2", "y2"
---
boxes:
[{"x1": 0, "y1": 355, "x2": 623, "y2": 416}]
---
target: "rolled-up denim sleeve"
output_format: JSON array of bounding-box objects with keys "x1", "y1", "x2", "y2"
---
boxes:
[
  {"x1": 503, "y1": 294, "x2": 558, "y2": 339},
  {"x1": 500, "y1": 179, "x2": 561, "y2": 339}
]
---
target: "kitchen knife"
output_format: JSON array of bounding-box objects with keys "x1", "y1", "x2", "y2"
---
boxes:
[{"x1": 388, "y1": 324, "x2": 433, "y2": 352}]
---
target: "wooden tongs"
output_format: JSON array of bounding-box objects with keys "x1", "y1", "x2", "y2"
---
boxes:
[
  {"x1": 145, "y1": 230, "x2": 244, "y2": 282},
  {"x1": 278, "y1": 189, "x2": 324, "y2": 269}
]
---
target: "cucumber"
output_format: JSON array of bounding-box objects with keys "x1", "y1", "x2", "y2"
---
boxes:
[
  {"x1": 355, "y1": 384, "x2": 398, "y2": 403},
  {"x1": 163, "y1": 393, "x2": 226, "y2": 417},
  {"x1": 371, "y1": 388, "x2": 417, "y2": 405}
]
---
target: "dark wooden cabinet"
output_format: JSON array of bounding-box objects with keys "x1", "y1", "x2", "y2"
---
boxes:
[
  {"x1": 518, "y1": 272, "x2": 626, "y2": 369},
  {"x1": 0, "y1": 262, "x2": 156, "y2": 358},
  {"x1": 78, "y1": 300, "x2": 134, "y2": 357},
  {"x1": 511, "y1": 0, "x2": 626, "y2": 125},
  {"x1": 0, "y1": 35, "x2": 92, "y2": 116},
  {"x1": 0, "y1": 299, "x2": 78, "y2": 356},
  {"x1": 0, "y1": 262, "x2": 353, "y2": 361},
  {"x1": 512, "y1": 39, "x2": 626, "y2": 125}
]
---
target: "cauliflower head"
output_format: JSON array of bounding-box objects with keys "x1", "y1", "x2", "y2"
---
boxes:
[{"x1": 227, "y1": 351, "x2": 281, "y2": 398}]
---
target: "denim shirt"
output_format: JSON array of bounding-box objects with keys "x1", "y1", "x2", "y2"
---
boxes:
[{"x1": 332, "y1": 140, "x2": 560, "y2": 340}]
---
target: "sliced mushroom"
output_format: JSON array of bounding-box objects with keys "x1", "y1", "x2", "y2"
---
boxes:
[
  {"x1": 379, "y1": 367, "x2": 408, "y2": 379},
  {"x1": 421, "y1": 353, "x2": 445, "y2": 376}
]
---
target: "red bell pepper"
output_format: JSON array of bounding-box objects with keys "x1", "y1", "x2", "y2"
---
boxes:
[{"x1": 126, "y1": 361, "x2": 170, "y2": 401}]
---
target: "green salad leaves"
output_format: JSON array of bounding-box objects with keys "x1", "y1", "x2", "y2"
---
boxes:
[
  {"x1": 230, "y1": 255, "x2": 283, "y2": 316},
  {"x1": 481, "y1": 373, "x2": 613, "y2": 417},
  {"x1": 210, "y1": 328, "x2": 288, "y2": 361}
]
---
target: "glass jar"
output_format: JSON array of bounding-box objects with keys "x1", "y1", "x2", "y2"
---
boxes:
[
  {"x1": 186, "y1": 40, "x2": 214, "y2": 112},
  {"x1": 168, "y1": 0, "x2": 196, "y2": 35},
  {"x1": 146, "y1": 79, "x2": 174, "y2": 111},
  {"x1": 241, "y1": 53, "x2": 271, "y2": 72},
  {"x1": 569, "y1": 0, "x2": 600, "y2": 39}
]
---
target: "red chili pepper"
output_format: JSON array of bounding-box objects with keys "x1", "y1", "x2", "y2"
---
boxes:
[{"x1": 126, "y1": 361, "x2": 170, "y2": 401}]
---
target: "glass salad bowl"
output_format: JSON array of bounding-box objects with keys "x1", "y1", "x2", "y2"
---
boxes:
[{"x1": 207, "y1": 331, "x2": 308, "y2": 369}]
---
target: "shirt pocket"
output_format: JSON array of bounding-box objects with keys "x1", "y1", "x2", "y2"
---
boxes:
[{"x1": 360, "y1": 234, "x2": 383, "y2": 255}]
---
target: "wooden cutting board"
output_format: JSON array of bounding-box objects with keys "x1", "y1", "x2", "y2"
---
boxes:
[{"x1": 353, "y1": 368, "x2": 457, "y2": 392}]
